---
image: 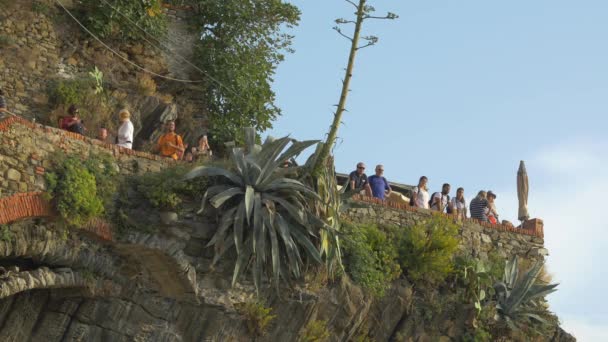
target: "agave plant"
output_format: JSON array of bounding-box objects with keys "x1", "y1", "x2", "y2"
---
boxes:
[
  {"x1": 493, "y1": 256, "x2": 559, "y2": 332},
  {"x1": 184, "y1": 128, "x2": 324, "y2": 292},
  {"x1": 299, "y1": 143, "x2": 363, "y2": 276}
]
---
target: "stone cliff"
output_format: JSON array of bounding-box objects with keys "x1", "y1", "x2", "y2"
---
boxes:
[{"x1": 0, "y1": 114, "x2": 575, "y2": 341}]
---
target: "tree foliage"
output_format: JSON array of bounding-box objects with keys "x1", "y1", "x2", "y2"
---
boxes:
[
  {"x1": 79, "y1": 0, "x2": 166, "y2": 40},
  {"x1": 192, "y1": 0, "x2": 300, "y2": 145}
]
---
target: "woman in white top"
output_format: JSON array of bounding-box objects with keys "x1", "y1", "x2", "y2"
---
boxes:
[
  {"x1": 116, "y1": 109, "x2": 134, "y2": 149},
  {"x1": 449, "y1": 187, "x2": 467, "y2": 219},
  {"x1": 411, "y1": 176, "x2": 430, "y2": 209}
]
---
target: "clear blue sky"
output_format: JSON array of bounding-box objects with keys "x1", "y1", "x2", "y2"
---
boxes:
[{"x1": 269, "y1": 1, "x2": 608, "y2": 339}]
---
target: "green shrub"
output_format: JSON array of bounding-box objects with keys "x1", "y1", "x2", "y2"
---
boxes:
[
  {"x1": 45, "y1": 156, "x2": 104, "y2": 226},
  {"x1": 342, "y1": 222, "x2": 401, "y2": 297},
  {"x1": 0, "y1": 225, "x2": 13, "y2": 243},
  {"x1": 397, "y1": 217, "x2": 459, "y2": 284},
  {"x1": 45, "y1": 153, "x2": 119, "y2": 226},
  {"x1": 300, "y1": 319, "x2": 331, "y2": 342},
  {"x1": 134, "y1": 165, "x2": 208, "y2": 211},
  {"x1": 79, "y1": 0, "x2": 166, "y2": 40},
  {"x1": 235, "y1": 301, "x2": 276, "y2": 336},
  {"x1": 48, "y1": 78, "x2": 92, "y2": 108}
]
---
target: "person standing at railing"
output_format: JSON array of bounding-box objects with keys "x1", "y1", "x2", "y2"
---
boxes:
[
  {"x1": 470, "y1": 191, "x2": 488, "y2": 222},
  {"x1": 116, "y1": 109, "x2": 134, "y2": 149},
  {"x1": 0, "y1": 89, "x2": 7, "y2": 113},
  {"x1": 347, "y1": 162, "x2": 372, "y2": 196},
  {"x1": 448, "y1": 187, "x2": 468, "y2": 219},
  {"x1": 485, "y1": 191, "x2": 499, "y2": 224},
  {"x1": 410, "y1": 176, "x2": 430, "y2": 209},
  {"x1": 430, "y1": 183, "x2": 451, "y2": 212},
  {"x1": 154, "y1": 120, "x2": 184, "y2": 160},
  {"x1": 368, "y1": 164, "x2": 391, "y2": 200}
]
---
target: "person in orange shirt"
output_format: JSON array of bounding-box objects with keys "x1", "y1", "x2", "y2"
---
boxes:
[{"x1": 155, "y1": 121, "x2": 184, "y2": 160}]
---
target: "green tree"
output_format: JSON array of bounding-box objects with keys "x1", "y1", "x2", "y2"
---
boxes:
[
  {"x1": 79, "y1": 0, "x2": 166, "y2": 40},
  {"x1": 192, "y1": 0, "x2": 300, "y2": 145}
]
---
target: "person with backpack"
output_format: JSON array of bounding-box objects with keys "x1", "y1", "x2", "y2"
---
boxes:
[
  {"x1": 410, "y1": 176, "x2": 430, "y2": 209},
  {"x1": 430, "y1": 183, "x2": 451, "y2": 212},
  {"x1": 155, "y1": 120, "x2": 184, "y2": 160},
  {"x1": 368, "y1": 164, "x2": 391, "y2": 200},
  {"x1": 60, "y1": 104, "x2": 86, "y2": 135}
]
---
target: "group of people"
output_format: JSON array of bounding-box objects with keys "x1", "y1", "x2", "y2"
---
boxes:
[
  {"x1": 58, "y1": 104, "x2": 213, "y2": 162},
  {"x1": 347, "y1": 163, "x2": 500, "y2": 223}
]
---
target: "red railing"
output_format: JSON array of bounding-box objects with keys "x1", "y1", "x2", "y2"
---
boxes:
[{"x1": 352, "y1": 195, "x2": 544, "y2": 238}]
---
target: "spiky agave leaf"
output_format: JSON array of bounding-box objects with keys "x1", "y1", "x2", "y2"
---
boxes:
[
  {"x1": 186, "y1": 127, "x2": 324, "y2": 294},
  {"x1": 494, "y1": 257, "x2": 559, "y2": 333}
]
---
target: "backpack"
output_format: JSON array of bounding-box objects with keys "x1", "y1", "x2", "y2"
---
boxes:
[{"x1": 429, "y1": 192, "x2": 450, "y2": 210}]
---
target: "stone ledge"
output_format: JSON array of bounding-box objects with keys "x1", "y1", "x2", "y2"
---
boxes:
[
  {"x1": 0, "y1": 114, "x2": 177, "y2": 164},
  {"x1": 352, "y1": 195, "x2": 544, "y2": 238}
]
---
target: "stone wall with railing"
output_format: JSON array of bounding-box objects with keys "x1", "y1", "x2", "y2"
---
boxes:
[
  {"x1": 0, "y1": 114, "x2": 176, "y2": 198},
  {"x1": 347, "y1": 195, "x2": 547, "y2": 263}
]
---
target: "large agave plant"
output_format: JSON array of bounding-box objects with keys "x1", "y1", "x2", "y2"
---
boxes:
[
  {"x1": 184, "y1": 128, "x2": 324, "y2": 292},
  {"x1": 493, "y1": 256, "x2": 559, "y2": 332}
]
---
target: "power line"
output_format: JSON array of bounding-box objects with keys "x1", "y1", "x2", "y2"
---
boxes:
[
  {"x1": 53, "y1": 0, "x2": 204, "y2": 84},
  {"x1": 98, "y1": 0, "x2": 245, "y2": 100}
]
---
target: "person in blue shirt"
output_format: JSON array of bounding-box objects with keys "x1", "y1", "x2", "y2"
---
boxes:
[{"x1": 368, "y1": 164, "x2": 392, "y2": 200}]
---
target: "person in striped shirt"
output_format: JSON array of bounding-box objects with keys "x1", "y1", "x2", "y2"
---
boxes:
[{"x1": 469, "y1": 190, "x2": 488, "y2": 222}]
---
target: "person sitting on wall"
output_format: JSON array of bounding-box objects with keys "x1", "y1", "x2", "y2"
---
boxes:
[
  {"x1": 469, "y1": 190, "x2": 488, "y2": 222},
  {"x1": 97, "y1": 127, "x2": 108, "y2": 142},
  {"x1": 184, "y1": 152, "x2": 194, "y2": 163},
  {"x1": 347, "y1": 162, "x2": 372, "y2": 196},
  {"x1": 154, "y1": 120, "x2": 184, "y2": 160},
  {"x1": 116, "y1": 109, "x2": 134, "y2": 149},
  {"x1": 368, "y1": 164, "x2": 391, "y2": 200},
  {"x1": 61, "y1": 105, "x2": 86, "y2": 135},
  {"x1": 430, "y1": 183, "x2": 451, "y2": 212},
  {"x1": 410, "y1": 176, "x2": 430, "y2": 209},
  {"x1": 448, "y1": 187, "x2": 467, "y2": 219},
  {"x1": 0, "y1": 88, "x2": 7, "y2": 113},
  {"x1": 484, "y1": 191, "x2": 499, "y2": 224}
]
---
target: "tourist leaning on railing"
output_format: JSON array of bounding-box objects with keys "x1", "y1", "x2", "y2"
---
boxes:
[
  {"x1": 347, "y1": 162, "x2": 372, "y2": 196},
  {"x1": 448, "y1": 187, "x2": 468, "y2": 219},
  {"x1": 485, "y1": 191, "x2": 499, "y2": 224},
  {"x1": 368, "y1": 164, "x2": 391, "y2": 200},
  {"x1": 430, "y1": 183, "x2": 451, "y2": 213},
  {"x1": 410, "y1": 176, "x2": 430, "y2": 209},
  {"x1": 60, "y1": 105, "x2": 86, "y2": 135},
  {"x1": 116, "y1": 109, "x2": 134, "y2": 149},
  {"x1": 154, "y1": 120, "x2": 185, "y2": 160},
  {"x1": 469, "y1": 190, "x2": 488, "y2": 222}
]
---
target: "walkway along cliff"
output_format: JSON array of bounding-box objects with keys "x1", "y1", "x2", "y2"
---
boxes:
[{"x1": 0, "y1": 113, "x2": 573, "y2": 341}]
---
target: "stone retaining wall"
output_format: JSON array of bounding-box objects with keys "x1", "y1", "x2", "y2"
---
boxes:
[
  {"x1": 0, "y1": 1, "x2": 60, "y2": 117},
  {"x1": 347, "y1": 196, "x2": 548, "y2": 262},
  {"x1": 0, "y1": 114, "x2": 176, "y2": 197}
]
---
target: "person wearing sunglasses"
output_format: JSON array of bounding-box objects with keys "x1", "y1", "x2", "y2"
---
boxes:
[
  {"x1": 368, "y1": 164, "x2": 392, "y2": 200},
  {"x1": 347, "y1": 162, "x2": 372, "y2": 196}
]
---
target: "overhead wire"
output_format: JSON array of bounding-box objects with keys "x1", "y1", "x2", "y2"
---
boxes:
[
  {"x1": 97, "y1": 0, "x2": 246, "y2": 101},
  {"x1": 53, "y1": 0, "x2": 204, "y2": 83}
]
